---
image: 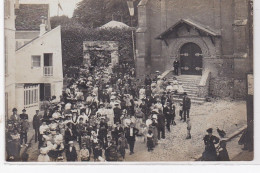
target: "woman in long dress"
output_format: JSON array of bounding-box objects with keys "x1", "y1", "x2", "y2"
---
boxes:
[
  {"x1": 172, "y1": 77, "x2": 179, "y2": 93},
  {"x1": 149, "y1": 118, "x2": 158, "y2": 146}
]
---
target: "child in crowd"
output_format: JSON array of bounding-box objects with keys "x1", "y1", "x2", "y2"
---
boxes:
[
  {"x1": 93, "y1": 144, "x2": 103, "y2": 161},
  {"x1": 79, "y1": 144, "x2": 90, "y2": 161},
  {"x1": 186, "y1": 118, "x2": 191, "y2": 139},
  {"x1": 117, "y1": 133, "x2": 128, "y2": 160},
  {"x1": 147, "y1": 130, "x2": 154, "y2": 152}
]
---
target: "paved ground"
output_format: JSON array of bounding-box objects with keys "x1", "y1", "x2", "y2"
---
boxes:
[{"x1": 24, "y1": 100, "x2": 248, "y2": 162}]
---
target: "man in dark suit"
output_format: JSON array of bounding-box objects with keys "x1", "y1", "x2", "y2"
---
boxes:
[
  {"x1": 66, "y1": 141, "x2": 78, "y2": 161},
  {"x1": 125, "y1": 123, "x2": 139, "y2": 155},
  {"x1": 20, "y1": 109, "x2": 29, "y2": 120},
  {"x1": 65, "y1": 123, "x2": 76, "y2": 145},
  {"x1": 157, "y1": 112, "x2": 166, "y2": 140},
  {"x1": 163, "y1": 102, "x2": 174, "y2": 132},
  {"x1": 32, "y1": 110, "x2": 42, "y2": 143},
  {"x1": 113, "y1": 103, "x2": 122, "y2": 124},
  {"x1": 173, "y1": 60, "x2": 180, "y2": 75},
  {"x1": 113, "y1": 122, "x2": 124, "y2": 145},
  {"x1": 182, "y1": 92, "x2": 191, "y2": 122}
]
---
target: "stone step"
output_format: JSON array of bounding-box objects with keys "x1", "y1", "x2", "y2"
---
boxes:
[
  {"x1": 171, "y1": 98, "x2": 205, "y2": 104},
  {"x1": 183, "y1": 88, "x2": 198, "y2": 92},
  {"x1": 172, "y1": 95, "x2": 205, "y2": 101},
  {"x1": 178, "y1": 80, "x2": 200, "y2": 84}
]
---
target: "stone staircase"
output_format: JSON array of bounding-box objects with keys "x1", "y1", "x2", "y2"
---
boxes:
[{"x1": 172, "y1": 75, "x2": 206, "y2": 104}]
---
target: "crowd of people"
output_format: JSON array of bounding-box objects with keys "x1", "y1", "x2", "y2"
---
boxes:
[{"x1": 6, "y1": 58, "x2": 229, "y2": 162}]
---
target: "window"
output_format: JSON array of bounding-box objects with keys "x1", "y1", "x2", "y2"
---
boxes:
[
  {"x1": 24, "y1": 84, "x2": 39, "y2": 108},
  {"x1": 32, "y1": 56, "x2": 41, "y2": 68}
]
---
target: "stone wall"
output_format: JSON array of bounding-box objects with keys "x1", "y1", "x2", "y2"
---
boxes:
[{"x1": 136, "y1": 0, "x2": 253, "y2": 99}]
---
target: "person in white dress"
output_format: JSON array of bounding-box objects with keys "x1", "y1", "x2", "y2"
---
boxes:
[
  {"x1": 177, "y1": 82, "x2": 185, "y2": 95},
  {"x1": 172, "y1": 77, "x2": 179, "y2": 93},
  {"x1": 139, "y1": 86, "x2": 146, "y2": 100}
]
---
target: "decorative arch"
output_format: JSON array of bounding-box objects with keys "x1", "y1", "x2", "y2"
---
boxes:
[{"x1": 169, "y1": 37, "x2": 213, "y2": 60}]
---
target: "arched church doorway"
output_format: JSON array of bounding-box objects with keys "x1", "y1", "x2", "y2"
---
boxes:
[{"x1": 180, "y1": 42, "x2": 203, "y2": 75}]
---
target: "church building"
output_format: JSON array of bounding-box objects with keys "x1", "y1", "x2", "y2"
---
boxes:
[{"x1": 136, "y1": 0, "x2": 253, "y2": 98}]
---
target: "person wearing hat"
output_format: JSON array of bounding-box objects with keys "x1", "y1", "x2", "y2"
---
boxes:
[
  {"x1": 140, "y1": 99, "x2": 149, "y2": 120},
  {"x1": 106, "y1": 104, "x2": 114, "y2": 126},
  {"x1": 173, "y1": 59, "x2": 180, "y2": 75},
  {"x1": 182, "y1": 92, "x2": 191, "y2": 122},
  {"x1": 10, "y1": 108, "x2": 20, "y2": 123},
  {"x1": 163, "y1": 102, "x2": 174, "y2": 132},
  {"x1": 202, "y1": 128, "x2": 220, "y2": 161},
  {"x1": 66, "y1": 141, "x2": 78, "y2": 161},
  {"x1": 113, "y1": 102, "x2": 122, "y2": 124},
  {"x1": 65, "y1": 122, "x2": 76, "y2": 145},
  {"x1": 216, "y1": 140, "x2": 230, "y2": 161},
  {"x1": 113, "y1": 122, "x2": 124, "y2": 145},
  {"x1": 33, "y1": 110, "x2": 42, "y2": 143},
  {"x1": 37, "y1": 147, "x2": 50, "y2": 162},
  {"x1": 117, "y1": 132, "x2": 128, "y2": 160},
  {"x1": 19, "y1": 117, "x2": 30, "y2": 147},
  {"x1": 144, "y1": 74, "x2": 152, "y2": 86},
  {"x1": 79, "y1": 143, "x2": 90, "y2": 161},
  {"x1": 104, "y1": 139, "x2": 118, "y2": 161},
  {"x1": 20, "y1": 109, "x2": 29, "y2": 120},
  {"x1": 125, "y1": 122, "x2": 139, "y2": 155}
]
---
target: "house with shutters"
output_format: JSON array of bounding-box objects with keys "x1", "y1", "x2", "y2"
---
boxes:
[
  {"x1": 136, "y1": 0, "x2": 253, "y2": 99},
  {"x1": 5, "y1": 2, "x2": 63, "y2": 121}
]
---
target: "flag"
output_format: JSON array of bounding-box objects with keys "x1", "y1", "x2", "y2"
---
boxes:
[
  {"x1": 58, "y1": 1, "x2": 63, "y2": 11},
  {"x1": 127, "y1": 1, "x2": 134, "y2": 16}
]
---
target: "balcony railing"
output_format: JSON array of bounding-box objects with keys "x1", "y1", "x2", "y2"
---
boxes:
[{"x1": 43, "y1": 66, "x2": 53, "y2": 76}]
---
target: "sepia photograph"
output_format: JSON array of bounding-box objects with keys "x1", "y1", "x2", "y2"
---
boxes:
[{"x1": 4, "y1": 0, "x2": 254, "y2": 163}]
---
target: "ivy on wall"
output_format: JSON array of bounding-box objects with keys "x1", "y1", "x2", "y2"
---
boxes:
[{"x1": 61, "y1": 25, "x2": 135, "y2": 76}]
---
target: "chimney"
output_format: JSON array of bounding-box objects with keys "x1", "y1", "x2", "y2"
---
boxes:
[{"x1": 40, "y1": 16, "x2": 46, "y2": 36}]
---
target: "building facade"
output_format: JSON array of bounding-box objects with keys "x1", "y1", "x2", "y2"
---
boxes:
[
  {"x1": 136, "y1": 0, "x2": 253, "y2": 98},
  {"x1": 5, "y1": 0, "x2": 16, "y2": 121},
  {"x1": 15, "y1": 4, "x2": 51, "y2": 50},
  {"x1": 5, "y1": 1, "x2": 63, "y2": 121},
  {"x1": 15, "y1": 25, "x2": 64, "y2": 120}
]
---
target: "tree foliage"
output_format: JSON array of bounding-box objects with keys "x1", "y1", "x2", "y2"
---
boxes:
[
  {"x1": 61, "y1": 24, "x2": 135, "y2": 75},
  {"x1": 73, "y1": 0, "x2": 140, "y2": 28},
  {"x1": 50, "y1": 15, "x2": 82, "y2": 28}
]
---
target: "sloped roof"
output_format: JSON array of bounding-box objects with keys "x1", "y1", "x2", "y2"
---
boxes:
[
  {"x1": 99, "y1": 20, "x2": 130, "y2": 29},
  {"x1": 156, "y1": 19, "x2": 221, "y2": 39},
  {"x1": 15, "y1": 4, "x2": 51, "y2": 31},
  {"x1": 16, "y1": 26, "x2": 61, "y2": 52}
]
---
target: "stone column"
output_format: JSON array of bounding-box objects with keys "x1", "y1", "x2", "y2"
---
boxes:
[{"x1": 136, "y1": 1, "x2": 150, "y2": 80}]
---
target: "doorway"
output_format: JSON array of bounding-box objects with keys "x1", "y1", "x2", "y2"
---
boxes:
[{"x1": 180, "y1": 43, "x2": 203, "y2": 75}]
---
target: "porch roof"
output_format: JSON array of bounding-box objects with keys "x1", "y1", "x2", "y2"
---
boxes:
[{"x1": 155, "y1": 19, "x2": 221, "y2": 40}]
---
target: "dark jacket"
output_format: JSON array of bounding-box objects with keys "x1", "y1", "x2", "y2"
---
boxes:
[
  {"x1": 105, "y1": 143, "x2": 118, "y2": 161},
  {"x1": 20, "y1": 113, "x2": 29, "y2": 120},
  {"x1": 203, "y1": 135, "x2": 220, "y2": 152},
  {"x1": 163, "y1": 106, "x2": 173, "y2": 120},
  {"x1": 173, "y1": 61, "x2": 180, "y2": 67},
  {"x1": 65, "y1": 128, "x2": 75, "y2": 144},
  {"x1": 33, "y1": 114, "x2": 42, "y2": 129},
  {"x1": 125, "y1": 127, "x2": 139, "y2": 142},
  {"x1": 183, "y1": 97, "x2": 191, "y2": 110},
  {"x1": 66, "y1": 146, "x2": 77, "y2": 161},
  {"x1": 157, "y1": 114, "x2": 166, "y2": 128},
  {"x1": 114, "y1": 126, "x2": 124, "y2": 139}
]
